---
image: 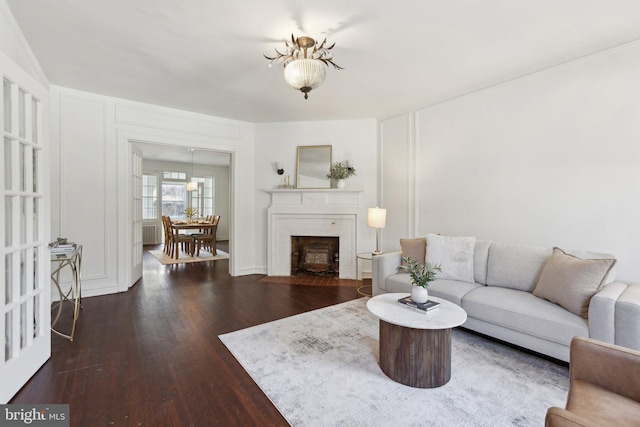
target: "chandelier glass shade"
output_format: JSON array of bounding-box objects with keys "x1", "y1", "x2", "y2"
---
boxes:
[
  {"x1": 265, "y1": 34, "x2": 342, "y2": 99},
  {"x1": 283, "y1": 59, "x2": 327, "y2": 98}
]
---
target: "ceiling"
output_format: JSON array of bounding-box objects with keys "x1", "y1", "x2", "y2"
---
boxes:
[{"x1": 7, "y1": 0, "x2": 640, "y2": 123}]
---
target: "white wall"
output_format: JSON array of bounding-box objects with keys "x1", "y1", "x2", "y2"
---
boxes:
[
  {"x1": 143, "y1": 159, "x2": 231, "y2": 240},
  {"x1": 50, "y1": 86, "x2": 257, "y2": 297},
  {"x1": 380, "y1": 114, "x2": 413, "y2": 252},
  {"x1": 381, "y1": 41, "x2": 640, "y2": 281},
  {"x1": 254, "y1": 119, "x2": 379, "y2": 273}
]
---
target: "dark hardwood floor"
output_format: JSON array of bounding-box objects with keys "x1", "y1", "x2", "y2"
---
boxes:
[{"x1": 11, "y1": 243, "x2": 359, "y2": 426}]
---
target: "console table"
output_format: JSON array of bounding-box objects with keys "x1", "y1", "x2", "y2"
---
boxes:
[{"x1": 50, "y1": 244, "x2": 83, "y2": 341}]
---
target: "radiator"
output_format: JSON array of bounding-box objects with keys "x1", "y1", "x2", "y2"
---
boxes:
[{"x1": 143, "y1": 224, "x2": 158, "y2": 245}]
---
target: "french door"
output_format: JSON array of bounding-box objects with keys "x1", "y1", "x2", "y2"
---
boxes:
[
  {"x1": 0, "y1": 51, "x2": 50, "y2": 403},
  {"x1": 131, "y1": 145, "x2": 143, "y2": 284}
]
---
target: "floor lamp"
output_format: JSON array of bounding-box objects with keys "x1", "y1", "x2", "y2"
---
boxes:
[{"x1": 367, "y1": 207, "x2": 386, "y2": 255}]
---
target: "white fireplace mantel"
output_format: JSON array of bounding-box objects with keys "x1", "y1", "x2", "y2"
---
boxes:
[{"x1": 265, "y1": 188, "x2": 364, "y2": 278}]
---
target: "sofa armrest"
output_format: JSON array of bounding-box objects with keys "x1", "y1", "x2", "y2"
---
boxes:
[
  {"x1": 589, "y1": 282, "x2": 627, "y2": 343},
  {"x1": 372, "y1": 251, "x2": 401, "y2": 295},
  {"x1": 616, "y1": 284, "x2": 640, "y2": 350},
  {"x1": 589, "y1": 282, "x2": 640, "y2": 350},
  {"x1": 545, "y1": 407, "x2": 591, "y2": 427}
]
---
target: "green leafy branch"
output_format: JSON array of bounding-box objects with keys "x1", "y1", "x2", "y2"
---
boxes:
[{"x1": 396, "y1": 257, "x2": 441, "y2": 288}]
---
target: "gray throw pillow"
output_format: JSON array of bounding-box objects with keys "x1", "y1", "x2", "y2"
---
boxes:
[
  {"x1": 533, "y1": 247, "x2": 616, "y2": 318},
  {"x1": 425, "y1": 234, "x2": 476, "y2": 283}
]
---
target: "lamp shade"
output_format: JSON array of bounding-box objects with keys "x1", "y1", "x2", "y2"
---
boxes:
[
  {"x1": 367, "y1": 207, "x2": 386, "y2": 229},
  {"x1": 186, "y1": 181, "x2": 197, "y2": 191},
  {"x1": 284, "y1": 59, "x2": 327, "y2": 91}
]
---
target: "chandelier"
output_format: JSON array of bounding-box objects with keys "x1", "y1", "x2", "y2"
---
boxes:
[{"x1": 264, "y1": 34, "x2": 343, "y2": 99}]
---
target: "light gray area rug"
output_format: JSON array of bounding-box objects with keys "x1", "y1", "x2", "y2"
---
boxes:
[{"x1": 219, "y1": 298, "x2": 569, "y2": 427}]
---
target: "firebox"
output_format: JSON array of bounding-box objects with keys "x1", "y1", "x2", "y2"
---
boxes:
[{"x1": 291, "y1": 236, "x2": 340, "y2": 276}]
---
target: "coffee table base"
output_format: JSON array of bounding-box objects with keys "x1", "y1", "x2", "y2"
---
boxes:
[{"x1": 379, "y1": 319, "x2": 451, "y2": 388}]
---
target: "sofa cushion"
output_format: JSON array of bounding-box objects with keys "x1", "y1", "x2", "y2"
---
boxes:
[
  {"x1": 461, "y1": 286, "x2": 588, "y2": 346},
  {"x1": 533, "y1": 247, "x2": 616, "y2": 318},
  {"x1": 399, "y1": 238, "x2": 426, "y2": 272},
  {"x1": 426, "y1": 234, "x2": 476, "y2": 283},
  {"x1": 486, "y1": 242, "x2": 551, "y2": 292},
  {"x1": 473, "y1": 240, "x2": 492, "y2": 285},
  {"x1": 428, "y1": 279, "x2": 483, "y2": 306}
]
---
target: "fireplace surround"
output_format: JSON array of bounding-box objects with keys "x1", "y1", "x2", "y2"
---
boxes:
[{"x1": 265, "y1": 188, "x2": 363, "y2": 279}]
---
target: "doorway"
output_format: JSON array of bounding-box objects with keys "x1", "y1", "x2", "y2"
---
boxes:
[{"x1": 131, "y1": 141, "x2": 233, "y2": 282}]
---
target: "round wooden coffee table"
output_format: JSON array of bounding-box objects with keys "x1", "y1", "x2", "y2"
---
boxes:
[{"x1": 367, "y1": 293, "x2": 467, "y2": 388}]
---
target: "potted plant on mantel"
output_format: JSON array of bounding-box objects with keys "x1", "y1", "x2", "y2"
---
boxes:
[
  {"x1": 327, "y1": 161, "x2": 356, "y2": 189},
  {"x1": 397, "y1": 257, "x2": 442, "y2": 303}
]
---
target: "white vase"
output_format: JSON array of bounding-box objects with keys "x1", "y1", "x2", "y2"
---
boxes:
[
  {"x1": 336, "y1": 179, "x2": 345, "y2": 189},
  {"x1": 411, "y1": 286, "x2": 429, "y2": 304}
]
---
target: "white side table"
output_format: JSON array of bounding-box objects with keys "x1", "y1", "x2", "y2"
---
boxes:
[{"x1": 367, "y1": 293, "x2": 467, "y2": 388}]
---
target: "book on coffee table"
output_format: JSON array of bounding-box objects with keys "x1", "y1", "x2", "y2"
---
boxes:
[{"x1": 397, "y1": 296, "x2": 440, "y2": 313}]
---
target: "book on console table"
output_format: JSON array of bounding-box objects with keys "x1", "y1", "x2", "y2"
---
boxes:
[
  {"x1": 49, "y1": 243, "x2": 77, "y2": 254},
  {"x1": 397, "y1": 296, "x2": 440, "y2": 313}
]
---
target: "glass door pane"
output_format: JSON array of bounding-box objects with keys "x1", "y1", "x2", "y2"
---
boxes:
[
  {"x1": 32, "y1": 148, "x2": 38, "y2": 193},
  {"x1": 3, "y1": 79, "x2": 11, "y2": 133},
  {"x1": 18, "y1": 89, "x2": 26, "y2": 139},
  {"x1": 31, "y1": 98, "x2": 38, "y2": 144},
  {"x1": 4, "y1": 138, "x2": 11, "y2": 190},
  {"x1": 4, "y1": 253, "x2": 13, "y2": 305},
  {"x1": 4, "y1": 196, "x2": 12, "y2": 246},
  {"x1": 19, "y1": 143, "x2": 26, "y2": 192}
]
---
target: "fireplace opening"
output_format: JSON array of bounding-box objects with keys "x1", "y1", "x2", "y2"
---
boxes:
[{"x1": 291, "y1": 236, "x2": 339, "y2": 277}]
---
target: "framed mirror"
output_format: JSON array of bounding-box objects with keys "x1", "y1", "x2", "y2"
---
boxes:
[{"x1": 296, "y1": 145, "x2": 332, "y2": 189}]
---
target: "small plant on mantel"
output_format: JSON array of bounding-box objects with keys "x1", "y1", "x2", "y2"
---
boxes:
[
  {"x1": 397, "y1": 257, "x2": 441, "y2": 288},
  {"x1": 326, "y1": 162, "x2": 356, "y2": 180}
]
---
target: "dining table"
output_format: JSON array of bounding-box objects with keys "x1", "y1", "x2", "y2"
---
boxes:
[
  {"x1": 171, "y1": 220, "x2": 218, "y2": 255},
  {"x1": 171, "y1": 220, "x2": 216, "y2": 232}
]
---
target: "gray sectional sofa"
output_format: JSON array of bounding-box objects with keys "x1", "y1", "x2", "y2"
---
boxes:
[{"x1": 372, "y1": 237, "x2": 640, "y2": 362}]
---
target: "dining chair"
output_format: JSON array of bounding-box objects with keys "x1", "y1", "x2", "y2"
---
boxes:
[
  {"x1": 192, "y1": 215, "x2": 220, "y2": 256},
  {"x1": 161, "y1": 215, "x2": 173, "y2": 255},
  {"x1": 162, "y1": 216, "x2": 195, "y2": 259}
]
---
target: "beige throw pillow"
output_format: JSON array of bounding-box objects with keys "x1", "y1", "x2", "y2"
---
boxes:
[
  {"x1": 399, "y1": 238, "x2": 427, "y2": 273},
  {"x1": 533, "y1": 247, "x2": 616, "y2": 318}
]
